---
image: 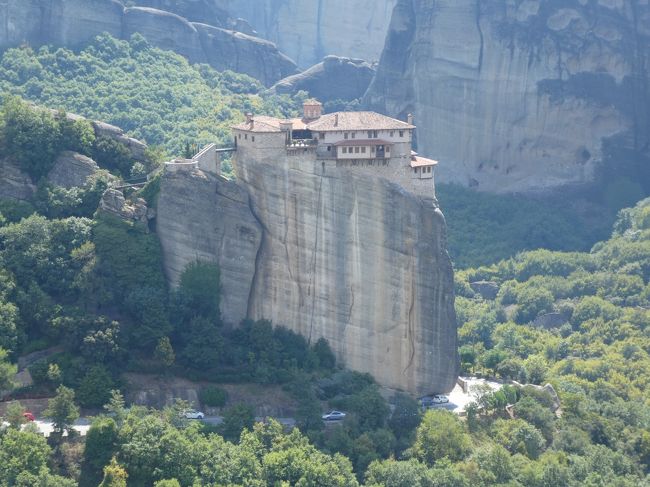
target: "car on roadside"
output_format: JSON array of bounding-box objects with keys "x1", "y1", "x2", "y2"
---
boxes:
[
  {"x1": 22, "y1": 412, "x2": 35, "y2": 421},
  {"x1": 183, "y1": 409, "x2": 205, "y2": 420},
  {"x1": 322, "y1": 410, "x2": 346, "y2": 421},
  {"x1": 431, "y1": 394, "x2": 449, "y2": 404}
]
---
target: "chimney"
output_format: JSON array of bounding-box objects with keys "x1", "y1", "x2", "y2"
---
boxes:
[
  {"x1": 407, "y1": 113, "x2": 414, "y2": 125},
  {"x1": 335, "y1": 113, "x2": 339, "y2": 127},
  {"x1": 245, "y1": 112, "x2": 253, "y2": 124}
]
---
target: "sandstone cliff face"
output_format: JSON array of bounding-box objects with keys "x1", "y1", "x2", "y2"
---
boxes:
[
  {"x1": 236, "y1": 154, "x2": 458, "y2": 395},
  {"x1": 0, "y1": 0, "x2": 297, "y2": 85},
  {"x1": 156, "y1": 169, "x2": 262, "y2": 328},
  {"x1": 157, "y1": 156, "x2": 459, "y2": 395},
  {"x1": 225, "y1": 0, "x2": 398, "y2": 67},
  {"x1": 364, "y1": 0, "x2": 650, "y2": 193}
]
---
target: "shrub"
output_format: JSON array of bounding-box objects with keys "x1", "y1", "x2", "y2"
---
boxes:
[{"x1": 199, "y1": 386, "x2": 228, "y2": 408}]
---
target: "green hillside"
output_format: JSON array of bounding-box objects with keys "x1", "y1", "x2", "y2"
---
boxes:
[{"x1": 0, "y1": 33, "x2": 301, "y2": 158}]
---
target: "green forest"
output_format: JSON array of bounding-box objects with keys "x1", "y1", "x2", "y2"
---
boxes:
[{"x1": 0, "y1": 33, "x2": 649, "y2": 486}]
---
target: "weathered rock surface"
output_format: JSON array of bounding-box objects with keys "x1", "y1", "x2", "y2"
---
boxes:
[
  {"x1": 225, "y1": 0, "x2": 398, "y2": 67},
  {"x1": 91, "y1": 120, "x2": 149, "y2": 162},
  {"x1": 156, "y1": 169, "x2": 262, "y2": 327},
  {"x1": 156, "y1": 155, "x2": 459, "y2": 395},
  {"x1": 0, "y1": 0, "x2": 297, "y2": 85},
  {"x1": 100, "y1": 189, "x2": 149, "y2": 224},
  {"x1": 47, "y1": 151, "x2": 100, "y2": 189},
  {"x1": 271, "y1": 56, "x2": 376, "y2": 102},
  {"x1": 364, "y1": 0, "x2": 650, "y2": 193},
  {"x1": 0, "y1": 158, "x2": 36, "y2": 202}
]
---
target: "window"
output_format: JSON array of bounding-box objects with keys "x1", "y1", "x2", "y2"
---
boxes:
[
  {"x1": 361, "y1": 147, "x2": 366, "y2": 153},
  {"x1": 245, "y1": 134, "x2": 248, "y2": 140},
  {"x1": 344, "y1": 132, "x2": 349, "y2": 139},
  {"x1": 355, "y1": 147, "x2": 360, "y2": 153},
  {"x1": 400, "y1": 131, "x2": 405, "y2": 137},
  {"x1": 320, "y1": 133, "x2": 325, "y2": 139},
  {"x1": 342, "y1": 147, "x2": 347, "y2": 154},
  {"x1": 373, "y1": 130, "x2": 378, "y2": 138},
  {"x1": 368, "y1": 131, "x2": 372, "y2": 138},
  {"x1": 413, "y1": 168, "x2": 417, "y2": 174},
  {"x1": 351, "y1": 132, "x2": 356, "y2": 139},
  {"x1": 252, "y1": 136, "x2": 255, "y2": 142},
  {"x1": 427, "y1": 166, "x2": 432, "y2": 173},
  {"x1": 386, "y1": 146, "x2": 391, "y2": 153},
  {"x1": 390, "y1": 131, "x2": 394, "y2": 137},
  {"x1": 371, "y1": 146, "x2": 375, "y2": 153},
  {"x1": 238, "y1": 134, "x2": 241, "y2": 140}
]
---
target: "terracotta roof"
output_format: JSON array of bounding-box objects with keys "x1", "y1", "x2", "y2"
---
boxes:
[
  {"x1": 307, "y1": 112, "x2": 415, "y2": 131},
  {"x1": 410, "y1": 155, "x2": 438, "y2": 168},
  {"x1": 233, "y1": 116, "x2": 310, "y2": 133},
  {"x1": 304, "y1": 99, "x2": 322, "y2": 106}
]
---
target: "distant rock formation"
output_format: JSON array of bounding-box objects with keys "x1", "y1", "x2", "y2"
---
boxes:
[
  {"x1": 225, "y1": 0, "x2": 398, "y2": 68},
  {"x1": 364, "y1": 0, "x2": 650, "y2": 193},
  {"x1": 271, "y1": 56, "x2": 376, "y2": 103},
  {"x1": 0, "y1": 0, "x2": 297, "y2": 85},
  {"x1": 156, "y1": 158, "x2": 459, "y2": 396}
]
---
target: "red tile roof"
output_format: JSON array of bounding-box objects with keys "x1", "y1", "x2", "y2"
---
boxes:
[{"x1": 308, "y1": 112, "x2": 415, "y2": 131}]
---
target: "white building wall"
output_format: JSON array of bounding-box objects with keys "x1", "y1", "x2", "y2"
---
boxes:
[{"x1": 316, "y1": 129, "x2": 413, "y2": 145}]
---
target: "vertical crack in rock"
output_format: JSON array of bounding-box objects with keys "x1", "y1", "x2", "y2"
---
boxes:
[
  {"x1": 475, "y1": 0, "x2": 484, "y2": 72},
  {"x1": 403, "y1": 256, "x2": 416, "y2": 376},
  {"x1": 307, "y1": 172, "x2": 325, "y2": 343},
  {"x1": 245, "y1": 191, "x2": 267, "y2": 320}
]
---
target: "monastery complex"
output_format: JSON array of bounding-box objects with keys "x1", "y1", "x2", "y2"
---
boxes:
[{"x1": 166, "y1": 100, "x2": 438, "y2": 201}]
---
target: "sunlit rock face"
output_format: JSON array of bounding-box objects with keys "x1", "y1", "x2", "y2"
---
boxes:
[
  {"x1": 364, "y1": 0, "x2": 650, "y2": 193},
  {"x1": 224, "y1": 0, "x2": 398, "y2": 68}
]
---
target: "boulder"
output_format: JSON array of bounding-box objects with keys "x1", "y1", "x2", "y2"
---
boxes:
[
  {"x1": 47, "y1": 151, "x2": 100, "y2": 189},
  {"x1": 271, "y1": 56, "x2": 376, "y2": 102},
  {"x1": 92, "y1": 121, "x2": 148, "y2": 162},
  {"x1": 470, "y1": 281, "x2": 499, "y2": 300}
]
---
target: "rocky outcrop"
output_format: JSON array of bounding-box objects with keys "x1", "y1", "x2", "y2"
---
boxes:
[
  {"x1": 99, "y1": 189, "x2": 150, "y2": 224},
  {"x1": 0, "y1": 0, "x2": 297, "y2": 85},
  {"x1": 364, "y1": 0, "x2": 650, "y2": 193},
  {"x1": 225, "y1": 0, "x2": 398, "y2": 68},
  {"x1": 47, "y1": 151, "x2": 100, "y2": 189},
  {"x1": 156, "y1": 169, "x2": 262, "y2": 327},
  {"x1": 271, "y1": 56, "x2": 376, "y2": 102},
  {"x1": 0, "y1": 158, "x2": 36, "y2": 202},
  {"x1": 156, "y1": 153, "x2": 459, "y2": 395}
]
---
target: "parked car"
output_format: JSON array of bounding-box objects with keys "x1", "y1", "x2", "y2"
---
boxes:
[
  {"x1": 322, "y1": 410, "x2": 346, "y2": 421},
  {"x1": 183, "y1": 409, "x2": 205, "y2": 420},
  {"x1": 22, "y1": 412, "x2": 35, "y2": 422},
  {"x1": 431, "y1": 394, "x2": 449, "y2": 404}
]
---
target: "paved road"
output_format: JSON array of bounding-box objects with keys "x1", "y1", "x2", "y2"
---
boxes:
[{"x1": 30, "y1": 415, "x2": 296, "y2": 437}]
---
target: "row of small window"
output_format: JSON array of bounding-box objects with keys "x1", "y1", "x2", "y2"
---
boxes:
[
  {"x1": 414, "y1": 166, "x2": 432, "y2": 173},
  {"x1": 334, "y1": 130, "x2": 405, "y2": 140},
  {"x1": 238, "y1": 133, "x2": 255, "y2": 142},
  {"x1": 341, "y1": 146, "x2": 390, "y2": 154}
]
